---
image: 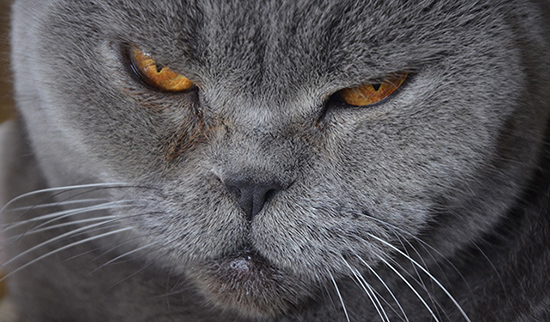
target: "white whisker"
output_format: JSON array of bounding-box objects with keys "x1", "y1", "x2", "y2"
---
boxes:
[
  {"x1": 6, "y1": 198, "x2": 109, "y2": 212},
  {"x1": 60, "y1": 224, "x2": 134, "y2": 263},
  {"x1": 342, "y1": 257, "x2": 387, "y2": 322},
  {"x1": 472, "y1": 243, "x2": 506, "y2": 294},
  {"x1": 329, "y1": 272, "x2": 351, "y2": 322},
  {"x1": 390, "y1": 233, "x2": 439, "y2": 315},
  {"x1": 106, "y1": 252, "x2": 163, "y2": 291},
  {"x1": 356, "y1": 255, "x2": 410, "y2": 322},
  {"x1": 378, "y1": 255, "x2": 440, "y2": 322},
  {"x1": 2, "y1": 200, "x2": 134, "y2": 232},
  {"x1": 99, "y1": 237, "x2": 180, "y2": 291},
  {"x1": 0, "y1": 183, "x2": 131, "y2": 213},
  {"x1": 89, "y1": 230, "x2": 160, "y2": 263},
  {"x1": 1, "y1": 227, "x2": 132, "y2": 282},
  {"x1": 389, "y1": 257, "x2": 451, "y2": 321},
  {"x1": 365, "y1": 214, "x2": 473, "y2": 297},
  {"x1": 362, "y1": 279, "x2": 388, "y2": 322},
  {"x1": 368, "y1": 233, "x2": 471, "y2": 322},
  {"x1": 4, "y1": 216, "x2": 119, "y2": 240},
  {"x1": 26, "y1": 201, "x2": 136, "y2": 233},
  {"x1": 90, "y1": 241, "x2": 160, "y2": 274},
  {"x1": 2, "y1": 219, "x2": 129, "y2": 268}
]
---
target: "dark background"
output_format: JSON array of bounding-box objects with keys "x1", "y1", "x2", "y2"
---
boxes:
[{"x1": 0, "y1": 0, "x2": 15, "y2": 124}]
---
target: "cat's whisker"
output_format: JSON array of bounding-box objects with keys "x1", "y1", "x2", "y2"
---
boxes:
[
  {"x1": 471, "y1": 242, "x2": 507, "y2": 294},
  {"x1": 0, "y1": 182, "x2": 132, "y2": 213},
  {"x1": 355, "y1": 255, "x2": 410, "y2": 322},
  {"x1": 1, "y1": 219, "x2": 131, "y2": 269},
  {"x1": 329, "y1": 272, "x2": 351, "y2": 322},
  {"x1": 90, "y1": 240, "x2": 161, "y2": 274},
  {"x1": 60, "y1": 221, "x2": 157, "y2": 263},
  {"x1": 59, "y1": 227, "x2": 126, "y2": 263},
  {"x1": 6, "y1": 198, "x2": 110, "y2": 212},
  {"x1": 377, "y1": 255, "x2": 440, "y2": 322},
  {"x1": 383, "y1": 228, "x2": 443, "y2": 314},
  {"x1": 4, "y1": 215, "x2": 119, "y2": 240},
  {"x1": 365, "y1": 214, "x2": 473, "y2": 296},
  {"x1": 388, "y1": 257, "x2": 452, "y2": 321},
  {"x1": 104, "y1": 238, "x2": 180, "y2": 292},
  {"x1": 341, "y1": 257, "x2": 388, "y2": 322},
  {"x1": 89, "y1": 229, "x2": 161, "y2": 263},
  {"x1": 0, "y1": 227, "x2": 132, "y2": 282},
  {"x1": 153, "y1": 288, "x2": 188, "y2": 299},
  {"x1": 318, "y1": 280, "x2": 340, "y2": 316},
  {"x1": 368, "y1": 233, "x2": 471, "y2": 322},
  {"x1": 166, "y1": 266, "x2": 180, "y2": 294},
  {"x1": 362, "y1": 280, "x2": 391, "y2": 322},
  {"x1": 2, "y1": 200, "x2": 135, "y2": 232},
  {"x1": 1, "y1": 183, "x2": 155, "y2": 230},
  {"x1": 384, "y1": 227, "x2": 432, "y2": 297},
  {"x1": 24, "y1": 201, "x2": 137, "y2": 233},
  {"x1": 24, "y1": 212, "x2": 162, "y2": 263},
  {"x1": 155, "y1": 266, "x2": 189, "y2": 300},
  {"x1": 107, "y1": 259, "x2": 156, "y2": 291}
]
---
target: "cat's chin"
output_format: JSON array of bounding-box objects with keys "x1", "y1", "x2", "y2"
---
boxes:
[{"x1": 189, "y1": 248, "x2": 315, "y2": 318}]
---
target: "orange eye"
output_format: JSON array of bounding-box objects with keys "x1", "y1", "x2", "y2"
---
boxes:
[
  {"x1": 130, "y1": 45, "x2": 194, "y2": 92},
  {"x1": 338, "y1": 72, "x2": 408, "y2": 107}
]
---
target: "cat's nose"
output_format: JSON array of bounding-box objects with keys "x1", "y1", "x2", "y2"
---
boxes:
[{"x1": 225, "y1": 178, "x2": 284, "y2": 221}]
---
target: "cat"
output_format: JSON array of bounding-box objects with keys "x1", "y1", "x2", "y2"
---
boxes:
[{"x1": 1, "y1": 0, "x2": 550, "y2": 321}]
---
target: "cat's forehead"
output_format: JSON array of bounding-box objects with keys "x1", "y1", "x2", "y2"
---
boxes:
[
  {"x1": 57, "y1": 0, "x2": 501, "y2": 98},
  {"x1": 100, "y1": 1, "x2": 484, "y2": 62}
]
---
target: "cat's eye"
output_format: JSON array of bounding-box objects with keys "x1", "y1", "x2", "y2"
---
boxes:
[
  {"x1": 129, "y1": 45, "x2": 194, "y2": 92},
  {"x1": 338, "y1": 72, "x2": 408, "y2": 107}
]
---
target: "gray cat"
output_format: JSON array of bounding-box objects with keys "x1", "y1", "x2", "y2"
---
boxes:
[{"x1": 1, "y1": 0, "x2": 550, "y2": 321}]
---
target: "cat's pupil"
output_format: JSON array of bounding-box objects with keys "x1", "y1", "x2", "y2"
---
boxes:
[{"x1": 372, "y1": 83, "x2": 382, "y2": 91}]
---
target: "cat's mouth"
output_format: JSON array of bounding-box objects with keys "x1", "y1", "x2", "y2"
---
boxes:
[
  {"x1": 189, "y1": 247, "x2": 314, "y2": 318},
  {"x1": 218, "y1": 249, "x2": 269, "y2": 282}
]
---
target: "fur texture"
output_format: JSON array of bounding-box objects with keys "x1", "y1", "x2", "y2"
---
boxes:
[{"x1": 2, "y1": 0, "x2": 550, "y2": 321}]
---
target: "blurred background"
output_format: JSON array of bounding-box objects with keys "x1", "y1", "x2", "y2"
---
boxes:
[
  {"x1": 0, "y1": 0, "x2": 12, "y2": 311},
  {"x1": 0, "y1": 0, "x2": 14, "y2": 124}
]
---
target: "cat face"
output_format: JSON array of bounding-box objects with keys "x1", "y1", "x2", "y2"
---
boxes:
[{"x1": 11, "y1": 0, "x2": 550, "y2": 318}]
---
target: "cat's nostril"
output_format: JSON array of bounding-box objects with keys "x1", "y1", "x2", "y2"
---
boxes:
[{"x1": 225, "y1": 178, "x2": 284, "y2": 221}]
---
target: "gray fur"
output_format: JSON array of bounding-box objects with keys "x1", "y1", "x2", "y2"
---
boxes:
[{"x1": 2, "y1": 0, "x2": 550, "y2": 321}]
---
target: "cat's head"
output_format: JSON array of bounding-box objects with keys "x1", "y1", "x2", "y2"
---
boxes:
[{"x1": 11, "y1": 0, "x2": 550, "y2": 318}]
